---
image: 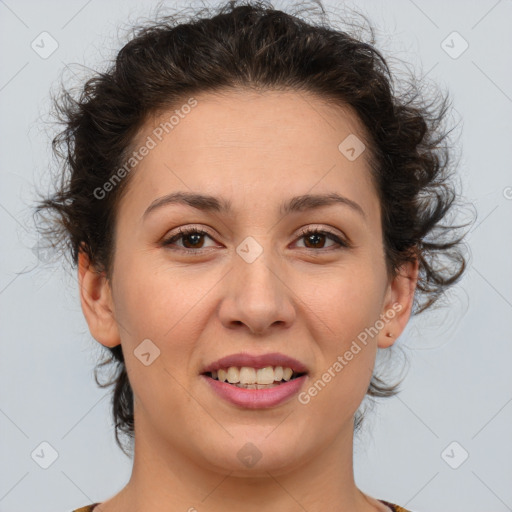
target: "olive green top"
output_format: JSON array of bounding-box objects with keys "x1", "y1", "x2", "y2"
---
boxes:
[{"x1": 72, "y1": 499, "x2": 413, "y2": 511}]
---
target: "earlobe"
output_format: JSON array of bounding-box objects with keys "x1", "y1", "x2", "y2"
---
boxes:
[
  {"x1": 377, "y1": 257, "x2": 419, "y2": 349},
  {"x1": 77, "y1": 248, "x2": 121, "y2": 348}
]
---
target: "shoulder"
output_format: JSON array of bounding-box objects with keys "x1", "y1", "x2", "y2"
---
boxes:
[
  {"x1": 379, "y1": 499, "x2": 413, "y2": 512},
  {"x1": 71, "y1": 504, "x2": 99, "y2": 512}
]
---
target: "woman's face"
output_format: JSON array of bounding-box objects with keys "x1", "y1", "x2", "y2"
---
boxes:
[{"x1": 81, "y1": 89, "x2": 417, "y2": 475}]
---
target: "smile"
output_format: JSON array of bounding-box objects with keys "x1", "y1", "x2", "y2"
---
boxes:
[{"x1": 201, "y1": 368, "x2": 308, "y2": 409}]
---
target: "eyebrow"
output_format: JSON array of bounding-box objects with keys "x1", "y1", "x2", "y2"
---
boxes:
[{"x1": 142, "y1": 191, "x2": 366, "y2": 220}]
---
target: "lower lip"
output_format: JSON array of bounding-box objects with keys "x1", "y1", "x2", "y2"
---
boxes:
[{"x1": 201, "y1": 374, "x2": 307, "y2": 409}]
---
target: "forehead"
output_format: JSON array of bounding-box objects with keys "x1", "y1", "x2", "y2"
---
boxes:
[
  {"x1": 120, "y1": 89, "x2": 379, "y2": 223},
  {"x1": 142, "y1": 88, "x2": 369, "y2": 159}
]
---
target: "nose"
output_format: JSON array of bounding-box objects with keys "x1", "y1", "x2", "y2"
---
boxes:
[{"x1": 218, "y1": 253, "x2": 296, "y2": 336}]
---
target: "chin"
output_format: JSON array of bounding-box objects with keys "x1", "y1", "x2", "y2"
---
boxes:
[{"x1": 200, "y1": 432, "x2": 307, "y2": 476}]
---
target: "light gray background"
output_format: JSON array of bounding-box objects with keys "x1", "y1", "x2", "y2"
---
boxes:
[{"x1": 1, "y1": 1, "x2": 511, "y2": 511}]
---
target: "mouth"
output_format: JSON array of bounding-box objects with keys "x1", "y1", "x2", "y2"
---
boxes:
[
  {"x1": 200, "y1": 366, "x2": 309, "y2": 409},
  {"x1": 201, "y1": 366, "x2": 308, "y2": 389}
]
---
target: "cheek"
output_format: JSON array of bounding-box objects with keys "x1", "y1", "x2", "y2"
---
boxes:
[
  {"x1": 297, "y1": 277, "x2": 380, "y2": 420},
  {"x1": 111, "y1": 262, "x2": 206, "y2": 415},
  {"x1": 296, "y1": 262, "x2": 386, "y2": 337},
  {"x1": 110, "y1": 252, "x2": 223, "y2": 398},
  {"x1": 294, "y1": 264, "x2": 384, "y2": 397},
  {"x1": 112, "y1": 248, "x2": 208, "y2": 337}
]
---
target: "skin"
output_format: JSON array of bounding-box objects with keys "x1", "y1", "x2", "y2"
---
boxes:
[{"x1": 78, "y1": 89, "x2": 418, "y2": 512}]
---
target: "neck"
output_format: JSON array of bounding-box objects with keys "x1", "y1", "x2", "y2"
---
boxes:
[{"x1": 102, "y1": 408, "x2": 379, "y2": 512}]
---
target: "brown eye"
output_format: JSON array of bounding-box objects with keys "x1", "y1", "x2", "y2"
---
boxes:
[
  {"x1": 295, "y1": 228, "x2": 348, "y2": 250},
  {"x1": 161, "y1": 226, "x2": 349, "y2": 254},
  {"x1": 162, "y1": 227, "x2": 214, "y2": 251},
  {"x1": 303, "y1": 231, "x2": 328, "y2": 249},
  {"x1": 180, "y1": 232, "x2": 206, "y2": 249}
]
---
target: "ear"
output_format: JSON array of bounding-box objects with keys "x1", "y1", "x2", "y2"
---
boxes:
[
  {"x1": 376, "y1": 255, "x2": 419, "y2": 349},
  {"x1": 77, "y1": 247, "x2": 121, "y2": 348}
]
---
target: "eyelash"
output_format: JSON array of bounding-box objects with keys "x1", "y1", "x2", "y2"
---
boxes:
[{"x1": 161, "y1": 226, "x2": 349, "y2": 254}]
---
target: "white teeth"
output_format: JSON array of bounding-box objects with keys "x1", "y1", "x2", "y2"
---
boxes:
[
  {"x1": 282, "y1": 367, "x2": 293, "y2": 381},
  {"x1": 227, "y1": 367, "x2": 239, "y2": 384},
  {"x1": 256, "y1": 367, "x2": 274, "y2": 384},
  {"x1": 229, "y1": 383, "x2": 283, "y2": 389},
  {"x1": 239, "y1": 367, "x2": 257, "y2": 384},
  {"x1": 211, "y1": 365, "x2": 300, "y2": 384}
]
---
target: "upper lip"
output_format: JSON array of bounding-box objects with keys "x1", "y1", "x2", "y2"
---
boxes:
[{"x1": 201, "y1": 352, "x2": 309, "y2": 374}]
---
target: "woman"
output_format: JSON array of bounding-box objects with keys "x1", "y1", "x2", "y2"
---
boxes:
[{"x1": 36, "y1": 1, "x2": 467, "y2": 510}]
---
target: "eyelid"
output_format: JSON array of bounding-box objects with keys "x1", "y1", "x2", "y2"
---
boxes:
[
  {"x1": 161, "y1": 224, "x2": 350, "y2": 252},
  {"x1": 295, "y1": 224, "x2": 348, "y2": 244},
  {"x1": 162, "y1": 225, "x2": 218, "y2": 250}
]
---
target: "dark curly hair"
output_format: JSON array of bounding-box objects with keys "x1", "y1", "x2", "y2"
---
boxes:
[{"x1": 34, "y1": 0, "x2": 470, "y2": 457}]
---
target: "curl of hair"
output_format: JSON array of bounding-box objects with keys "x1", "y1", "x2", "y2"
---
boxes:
[{"x1": 35, "y1": 0, "x2": 471, "y2": 456}]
